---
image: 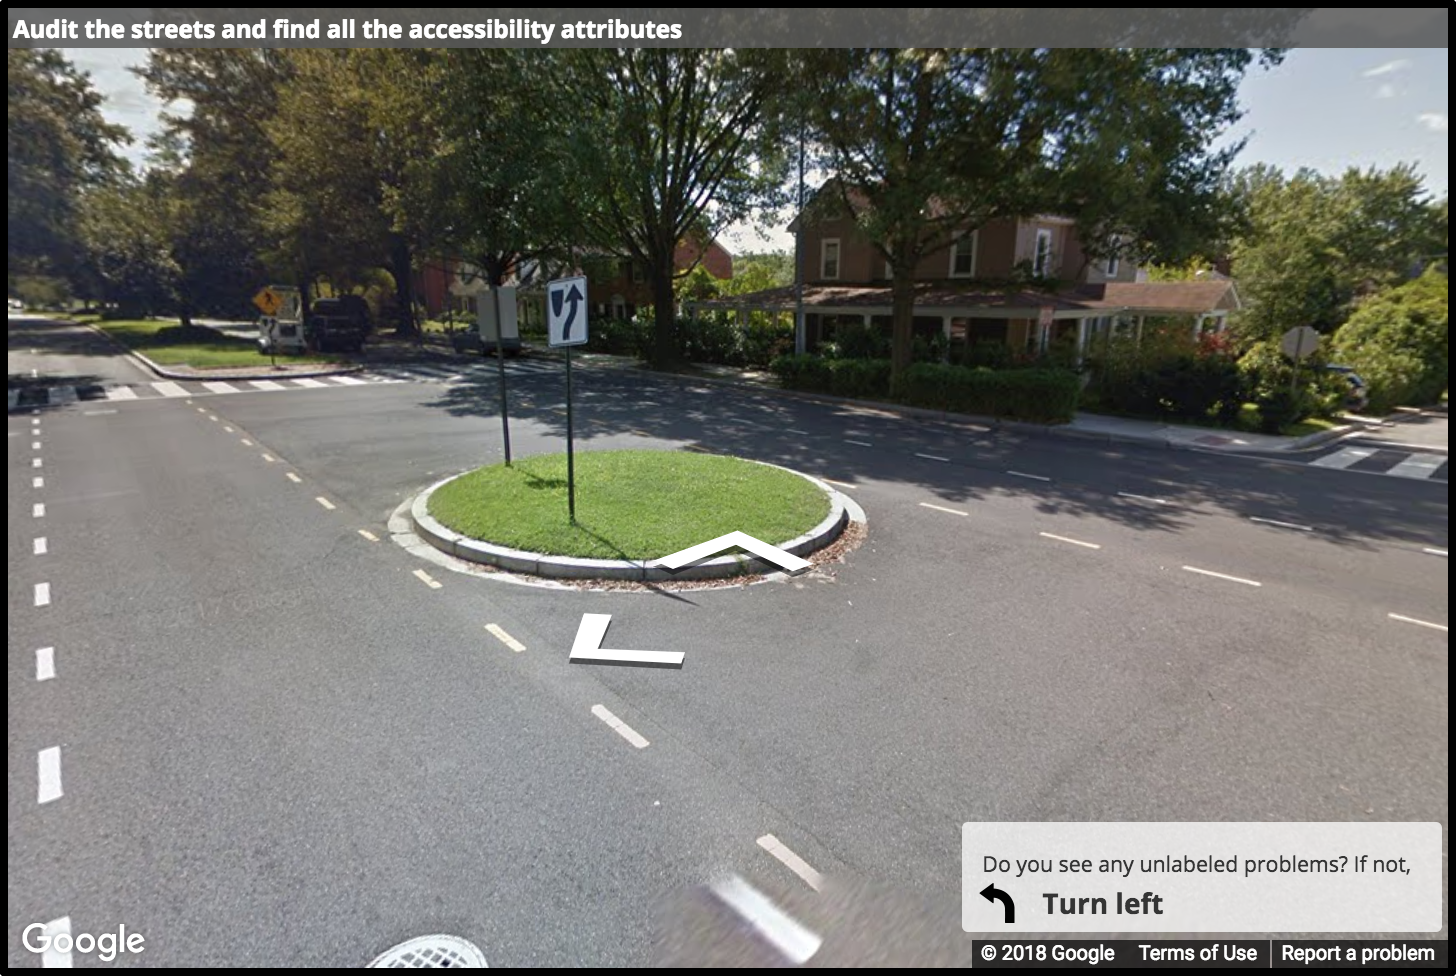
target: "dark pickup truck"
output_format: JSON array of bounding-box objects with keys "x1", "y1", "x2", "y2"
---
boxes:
[{"x1": 304, "y1": 296, "x2": 371, "y2": 353}]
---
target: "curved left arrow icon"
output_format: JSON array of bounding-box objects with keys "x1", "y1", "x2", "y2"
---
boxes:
[
  {"x1": 570, "y1": 613, "x2": 684, "y2": 669},
  {"x1": 980, "y1": 883, "x2": 1015, "y2": 924}
]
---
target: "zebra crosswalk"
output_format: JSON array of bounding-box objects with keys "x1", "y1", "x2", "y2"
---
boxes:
[
  {"x1": 1304, "y1": 444, "x2": 1448, "y2": 481},
  {"x1": 7, "y1": 357, "x2": 564, "y2": 411}
]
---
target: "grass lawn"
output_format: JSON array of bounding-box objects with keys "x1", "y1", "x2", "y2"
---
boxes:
[
  {"x1": 94, "y1": 318, "x2": 343, "y2": 368},
  {"x1": 1281, "y1": 416, "x2": 1340, "y2": 437},
  {"x1": 428, "y1": 449, "x2": 831, "y2": 561}
]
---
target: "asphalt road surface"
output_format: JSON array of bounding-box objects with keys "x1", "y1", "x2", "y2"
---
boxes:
[{"x1": 9, "y1": 316, "x2": 1447, "y2": 966}]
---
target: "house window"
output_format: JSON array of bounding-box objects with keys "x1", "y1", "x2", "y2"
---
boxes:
[
  {"x1": 950, "y1": 231, "x2": 977, "y2": 278},
  {"x1": 821, "y1": 239, "x2": 841, "y2": 280},
  {"x1": 1033, "y1": 229, "x2": 1053, "y2": 276},
  {"x1": 1105, "y1": 254, "x2": 1119, "y2": 277}
]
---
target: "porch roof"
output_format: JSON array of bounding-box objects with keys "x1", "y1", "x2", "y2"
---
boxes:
[{"x1": 689, "y1": 279, "x2": 1240, "y2": 319}]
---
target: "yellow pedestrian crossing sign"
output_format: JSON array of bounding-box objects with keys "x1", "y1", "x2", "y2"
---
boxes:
[{"x1": 253, "y1": 287, "x2": 284, "y2": 316}]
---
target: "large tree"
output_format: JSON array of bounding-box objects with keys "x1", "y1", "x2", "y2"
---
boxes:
[
  {"x1": 407, "y1": 49, "x2": 578, "y2": 294},
  {"x1": 135, "y1": 50, "x2": 293, "y2": 316},
  {"x1": 801, "y1": 48, "x2": 1283, "y2": 386},
  {"x1": 1229, "y1": 162, "x2": 1442, "y2": 341},
  {"x1": 267, "y1": 49, "x2": 445, "y2": 333},
  {"x1": 555, "y1": 49, "x2": 790, "y2": 367},
  {"x1": 9, "y1": 49, "x2": 130, "y2": 277}
]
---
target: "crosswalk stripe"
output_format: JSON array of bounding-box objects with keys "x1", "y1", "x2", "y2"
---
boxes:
[
  {"x1": 202, "y1": 381, "x2": 239, "y2": 394},
  {"x1": 151, "y1": 381, "x2": 190, "y2": 397},
  {"x1": 289, "y1": 377, "x2": 327, "y2": 388},
  {"x1": 47, "y1": 386, "x2": 78, "y2": 404},
  {"x1": 247, "y1": 380, "x2": 286, "y2": 391},
  {"x1": 1309, "y1": 447, "x2": 1375, "y2": 469},
  {"x1": 1386, "y1": 453, "x2": 1446, "y2": 480},
  {"x1": 105, "y1": 386, "x2": 138, "y2": 401},
  {"x1": 329, "y1": 375, "x2": 368, "y2": 386}
]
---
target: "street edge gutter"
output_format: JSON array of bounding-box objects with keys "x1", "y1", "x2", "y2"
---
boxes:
[
  {"x1": 410, "y1": 460, "x2": 848, "y2": 582},
  {"x1": 537, "y1": 354, "x2": 1355, "y2": 456},
  {"x1": 71, "y1": 319, "x2": 366, "y2": 381}
]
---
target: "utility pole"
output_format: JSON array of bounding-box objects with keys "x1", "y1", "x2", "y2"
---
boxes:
[{"x1": 793, "y1": 110, "x2": 807, "y2": 356}]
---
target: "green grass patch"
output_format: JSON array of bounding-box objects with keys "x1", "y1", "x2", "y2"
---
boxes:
[
  {"x1": 428, "y1": 449, "x2": 831, "y2": 561},
  {"x1": 1281, "y1": 416, "x2": 1339, "y2": 437},
  {"x1": 94, "y1": 318, "x2": 343, "y2": 368}
]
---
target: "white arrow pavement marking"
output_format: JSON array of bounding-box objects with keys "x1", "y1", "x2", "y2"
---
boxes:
[
  {"x1": 655, "y1": 531, "x2": 811, "y2": 576},
  {"x1": 570, "y1": 613, "x2": 684, "y2": 668}
]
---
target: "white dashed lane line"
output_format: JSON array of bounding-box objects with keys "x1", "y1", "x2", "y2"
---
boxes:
[
  {"x1": 1388, "y1": 613, "x2": 1447, "y2": 632},
  {"x1": 35, "y1": 582, "x2": 51, "y2": 606},
  {"x1": 707, "y1": 873, "x2": 823, "y2": 965},
  {"x1": 1250, "y1": 516, "x2": 1313, "y2": 532},
  {"x1": 757, "y1": 834, "x2": 825, "y2": 892},
  {"x1": 358, "y1": 529, "x2": 379, "y2": 542},
  {"x1": 915, "y1": 452, "x2": 950, "y2": 462},
  {"x1": 241, "y1": 438, "x2": 254, "y2": 446},
  {"x1": 33, "y1": 476, "x2": 43, "y2": 488},
  {"x1": 412, "y1": 568, "x2": 442, "y2": 589},
  {"x1": 38, "y1": 747, "x2": 62, "y2": 803},
  {"x1": 919, "y1": 502, "x2": 968, "y2": 517},
  {"x1": 33, "y1": 502, "x2": 45, "y2": 518},
  {"x1": 1039, "y1": 532, "x2": 1101, "y2": 550},
  {"x1": 36, "y1": 647, "x2": 56, "y2": 681},
  {"x1": 1424, "y1": 548, "x2": 1448, "y2": 557},
  {"x1": 485, "y1": 623, "x2": 526, "y2": 652},
  {"x1": 1117, "y1": 491, "x2": 1168, "y2": 504},
  {"x1": 1007, "y1": 470, "x2": 1051, "y2": 482},
  {"x1": 1182, "y1": 565, "x2": 1262, "y2": 587},
  {"x1": 845, "y1": 439, "x2": 872, "y2": 447},
  {"x1": 33, "y1": 458, "x2": 43, "y2": 468},
  {"x1": 286, "y1": 473, "x2": 302, "y2": 483},
  {"x1": 315, "y1": 496, "x2": 336, "y2": 510},
  {"x1": 37, "y1": 917, "x2": 72, "y2": 967},
  {"x1": 34, "y1": 537, "x2": 47, "y2": 555},
  {"x1": 591, "y1": 704, "x2": 649, "y2": 749}
]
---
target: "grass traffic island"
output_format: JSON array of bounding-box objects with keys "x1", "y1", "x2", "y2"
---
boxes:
[
  {"x1": 426, "y1": 449, "x2": 833, "y2": 564},
  {"x1": 90, "y1": 318, "x2": 344, "y2": 369}
]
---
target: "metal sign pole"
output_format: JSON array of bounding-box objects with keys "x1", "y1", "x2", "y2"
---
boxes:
[
  {"x1": 493, "y1": 284, "x2": 512, "y2": 466},
  {"x1": 566, "y1": 344, "x2": 576, "y2": 524},
  {"x1": 1289, "y1": 329, "x2": 1306, "y2": 398}
]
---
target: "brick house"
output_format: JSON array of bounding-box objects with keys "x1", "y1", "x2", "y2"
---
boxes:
[{"x1": 692, "y1": 184, "x2": 1240, "y2": 361}]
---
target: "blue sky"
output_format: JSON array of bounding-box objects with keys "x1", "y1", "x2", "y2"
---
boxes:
[{"x1": 64, "y1": 47, "x2": 1449, "y2": 254}]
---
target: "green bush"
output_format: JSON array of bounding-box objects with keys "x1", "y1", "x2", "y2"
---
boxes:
[
  {"x1": 680, "y1": 314, "x2": 744, "y2": 366},
  {"x1": 900, "y1": 364, "x2": 1081, "y2": 423},
  {"x1": 1331, "y1": 270, "x2": 1448, "y2": 412},
  {"x1": 770, "y1": 355, "x2": 892, "y2": 399},
  {"x1": 742, "y1": 318, "x2": 795, "y2": 367},
  {"x1": 833, "y1": 321, "x2": 891, "y2": 359},
  {"x1": 586, "y1": 315, "x2": 651, "y2": 358}
]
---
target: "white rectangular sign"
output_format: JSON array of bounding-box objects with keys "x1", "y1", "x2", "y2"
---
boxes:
[
  {"x1": 963, "y1": 822, "x2": 1441, "y2": 933},
  {"x1": 547, "y1": 275, "x2": 589, "y2": 348}
]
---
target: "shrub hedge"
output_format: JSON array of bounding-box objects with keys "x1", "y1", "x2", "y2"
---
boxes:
[{"x1": 769, "y1": 355, "x2": 1080, "y2": 423}]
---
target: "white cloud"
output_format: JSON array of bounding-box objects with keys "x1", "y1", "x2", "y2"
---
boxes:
[
  {"x1": 1417, "y1": 113, "x2": 1448, "y2": 133},
  {"x1": 1362, "y1": 58, "x2": 1412, "y2": 78},
  {"x1": 1376, "y1": 83, "x2": 1399, "y2": 99}
]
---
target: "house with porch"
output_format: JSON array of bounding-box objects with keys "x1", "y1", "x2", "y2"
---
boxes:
[{"x1": 688, "y1": 187, "x2": 1240, "y2": 363}]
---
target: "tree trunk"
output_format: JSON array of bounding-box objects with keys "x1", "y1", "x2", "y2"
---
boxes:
[
  {"x1": 390, "y1": 232, "x2": 415, "y2": 336},
  {"x1": 890, "y1": 270, "x2": 917, "y2": 395},
  {"x1": 651, "y1": 256, "x2": 678, "y2": 369}
]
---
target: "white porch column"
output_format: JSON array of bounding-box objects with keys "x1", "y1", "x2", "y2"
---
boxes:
[
  {"x1": 942, "y1": 315, "x2": 953, "y2": 361},
  {"x1": 1135, "y1": 315, "x2": 1145, "y2": 346},
  {"x1": 1075, "y1": 318, "x2": 1090, "y2": 368},
  {"x1": 1193, "y1": 314, "x2": 1205, "y2": 339}
]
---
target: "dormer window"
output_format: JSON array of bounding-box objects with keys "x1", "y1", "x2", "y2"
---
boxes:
[
  {"x1": 1033, "y1": 229, "x2": 1053, "y2": 276},
  {"x1": 821, "y1": 239, "x2": 841, "y2": 280},
  {"x1": 950, "y1": 231, "x2": 978, "y2": 278}
]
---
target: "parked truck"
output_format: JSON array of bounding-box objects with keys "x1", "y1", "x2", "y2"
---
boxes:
[{"x1": 258, "y1": 290, "x2": 370, "y2": 355}]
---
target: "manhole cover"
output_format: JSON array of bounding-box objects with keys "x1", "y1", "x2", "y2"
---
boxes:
[{"x1": 367, "y1": 934, "x2": 488, "y2": 968}]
